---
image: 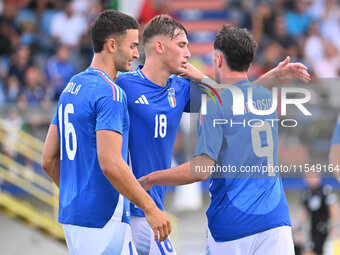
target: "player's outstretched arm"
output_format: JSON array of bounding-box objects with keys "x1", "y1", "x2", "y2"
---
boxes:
[
  {"x1": 181, "y1": 58, "x2": 311, "y2": 91},
  {"x1": 97, "y1": 130, "x2": 171, "y2": 242},
  {"x1": 255, "y1": 56, "x2": 311, "y2": 89},
  {"x1": 139, "y1": 154, "x2": 214, "y2": 191},
  {"x1": 42, "y1": 124, "x2": 60, "y2": 187},
  {"x1": 329, "y1": 144, "x2": 340, "y2": 182}
]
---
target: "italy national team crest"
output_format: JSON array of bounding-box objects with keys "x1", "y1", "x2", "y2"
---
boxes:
[{"x1": 168, "y1": 88, "x2": 176, "y2": 108}]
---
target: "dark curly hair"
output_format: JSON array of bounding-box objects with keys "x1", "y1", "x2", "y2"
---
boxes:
[{"x1": 214, "y1": 24, "x2": 257, "y2": 71}]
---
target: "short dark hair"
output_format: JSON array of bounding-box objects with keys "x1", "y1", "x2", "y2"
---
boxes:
[
  {"x1": 90, "y1": 10, "x2": 139, "y2": 53},
  {"x1": 214, "y1": 24, "x2": 257, "y2": 72},
  {"x1": 143, "y1": 14, "x2": 187, "y2": 45}
]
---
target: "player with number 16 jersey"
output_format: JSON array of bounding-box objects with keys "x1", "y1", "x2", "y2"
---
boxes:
[{"x1": 52, "y1": 67, "x2": 130, "y2": 227}]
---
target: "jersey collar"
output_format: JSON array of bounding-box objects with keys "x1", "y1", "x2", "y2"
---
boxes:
[
  {"x1": 233, "y1": 80, "x2": 250, "y2": 86},
  {"x1": 135, "y1": 65, "x2": 171, "y2": 89},
  {"x1": 87, "y1": 67, "x2": 116, "y2": 84}
]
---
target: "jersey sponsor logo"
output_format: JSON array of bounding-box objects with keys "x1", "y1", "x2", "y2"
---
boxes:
[
  {"x1": 135, "y1": 95, "x2": 149, "y2": 105},
  {"x1": 167, "y1": 88, "x2": 176, "y2": 108}
]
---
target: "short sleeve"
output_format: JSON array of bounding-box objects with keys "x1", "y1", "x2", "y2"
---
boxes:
[
  {"x1": 95, "y1": 86, "x2": 126, "y2": 135},
  {"x1": 187, "y1": 81, "x2": 206, "y2": 113},
  {"x1": 331, "y1": 113, "x2": 340, "y2": 145},
  {"x1": 194, "y1": 97, "x2": 224, "y2": 161},
  {"x1": 182, "y1": 78, "x2": 191, "y2": 112}
]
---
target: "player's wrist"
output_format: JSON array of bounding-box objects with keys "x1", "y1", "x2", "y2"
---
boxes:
[
  {"x1": 273, "y1": 66, "x2": 281, "y2": 80},
  {"x1": 147, "y1": 172, "x2": 156, "y2": 185},
  {"x1": 140, "y1": 195, "x2": 158, "y2": 215}
]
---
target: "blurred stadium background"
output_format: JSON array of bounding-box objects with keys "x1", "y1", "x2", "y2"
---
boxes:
[{"x1": 1, "y1": 0, "x2": 340, "y2": 254}]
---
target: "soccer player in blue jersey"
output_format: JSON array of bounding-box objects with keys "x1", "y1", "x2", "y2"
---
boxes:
[
  {"x1": 115, "y1": 15, "x2": 192, "y2": 255},
  {"x1": 329, "y1": 113, "x2": 340, "y2": 182},
  {"x1": 115, "y1": 14, "x2": 310, "y2": 255},
  {"x1": 139, "y1": 24, "x2": 296, "y2": 254},
  {"x1": 41, "y1": 10, "x2": 171, "y2": 255}
]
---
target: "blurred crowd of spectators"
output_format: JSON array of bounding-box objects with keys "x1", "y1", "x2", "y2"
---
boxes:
[
  {"x1": 225, "y1": 0, "x2": 340, "y2": 80},
  {"x1": 0, "y1": 0, "x2": 340, "y2": 109},
  {"x1": 0, "y1": 0, "x2": 105, "y2": 108}
]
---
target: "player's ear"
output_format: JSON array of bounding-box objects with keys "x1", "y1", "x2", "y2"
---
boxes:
[
  {"x1": 106, "y1": 38, "x2": 118, "y2": 54},
  {"x1": 154, "y1": 40, "x2": 164, "y2": 54},
  {"x1": 216, "y1": 52, "x2": 223, "y2": 68}
]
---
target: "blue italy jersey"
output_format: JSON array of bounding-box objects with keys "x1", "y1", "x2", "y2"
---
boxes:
[
  {"x1": 51, "y1": 67, "x2": 130, "y2": 228},
  {"x1": 116, "y1": 66, "x2": 191, "y2": 217},
  {"x1": 331, "y1": 113, "x2": 340, "y2": 145},
  {"x1": 194, "y1": 81, "x2": 291, "y2": 242}
]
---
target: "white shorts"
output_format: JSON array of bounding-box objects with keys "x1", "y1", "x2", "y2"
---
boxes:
[
  {"x1": 207, "y1": 226, "x2": 295, "y2": 255},
  {"x1": 62, "y1": 220, "x2": 137, "y2": 255},
  {"x1": 130, "y1": 216, "x2": 177, "y2": 255}
]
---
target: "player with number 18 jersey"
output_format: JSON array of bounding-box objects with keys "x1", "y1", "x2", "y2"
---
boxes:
[{"x1": 116, "y1": 66, "x2": 190, "y2": 217}]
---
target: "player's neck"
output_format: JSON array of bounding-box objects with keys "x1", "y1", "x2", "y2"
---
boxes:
[
  {"x1": 90, "y1": 53, "x2": 117, "y2": 81},
  {"x1": 142, "y1": 61, "x2": 171, "y2": 87},
  {"x1": 218, "y1": 70, "x2": 248, "y2": 85}
]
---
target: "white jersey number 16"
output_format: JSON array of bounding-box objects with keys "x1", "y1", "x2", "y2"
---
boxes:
[{"x1": 58, "y1": 103, "x2": 77, "y2": 160}]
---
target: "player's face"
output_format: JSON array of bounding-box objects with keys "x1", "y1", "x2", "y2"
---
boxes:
[
  {"x1": 162, "y1": 29, "x2": 191, "y2": 74},
  {"x1": 114, "y1": 29, "x2": 139, "y2": 72}
]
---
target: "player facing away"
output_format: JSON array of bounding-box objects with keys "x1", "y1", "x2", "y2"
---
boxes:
[
  {"x1": 41, "y1": 10, "x2": 171, "y2": 255},
  {"x1": 139, "y1": 24, "x2": 296, "y2": 255}
]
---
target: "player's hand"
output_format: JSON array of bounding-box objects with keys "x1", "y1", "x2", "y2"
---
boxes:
[
  {"x1": 274, "y1": 56, "x2": 311, "y2": 83},
  {"x1": 138, "y1": 174, "x2": 154, "y2": 191},
  {"x1": 179, "y1": 62, "x2": 205, "y2": 82},
  {"x1": 144, "y1": 206, "x2": 172, "y2": 242}
]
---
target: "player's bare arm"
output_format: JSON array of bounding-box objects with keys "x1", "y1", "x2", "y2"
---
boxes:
[
  {"x1": 255, "y1": 56, "x2": 311, "y2": 87},
  {"x1": 181, "y1": 56, "x2": 310, "y2": 89},
  {"x1": 139, "y1": 154, "x2": 213, "y2": 191},
  {"x1": 97, "y1": 129, "x2": 171, "y2": 242},
  {"x1": 41, "y1": 124, "x2": 60, "y2": 187}
]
